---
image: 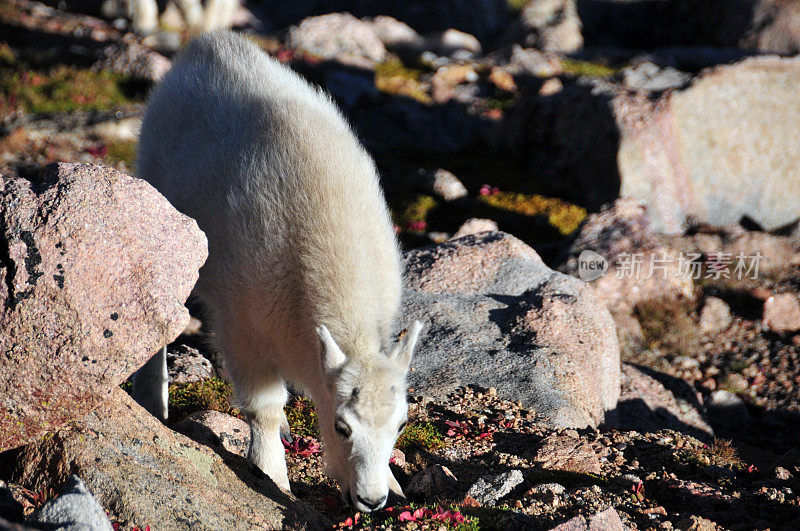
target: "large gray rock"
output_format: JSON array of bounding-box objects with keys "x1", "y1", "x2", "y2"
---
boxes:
[
  {"x1": 9, "y1": 389, "x2": 328, "y2": 530},
  {"x1": 0, "y1": 163, "x2": 207, "y2": 451},
  {"x1": 401, "y1": 232, "x2": 620, "y2": 428},
  {"x1": 31, "y1": 476, "x2": 113, "y2": 531},
  {"x1": 616, "y1": 56, "x2": 800, "y2": 233},
  {"x1": 502, "y1": 56, "x2": 800, "y2": 233}
]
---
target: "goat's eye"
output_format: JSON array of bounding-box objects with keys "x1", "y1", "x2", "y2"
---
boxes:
[
  {"x1": 398, "y1": 421, "x2": 407, "y2": 433},
  {"x1": 335, "y1": 418, "x2": 352, "y2": 438}
]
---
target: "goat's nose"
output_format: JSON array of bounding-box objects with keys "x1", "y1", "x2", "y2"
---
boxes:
[{"x1": 356, "y1": 494, "x2": 387, "y2": 511}]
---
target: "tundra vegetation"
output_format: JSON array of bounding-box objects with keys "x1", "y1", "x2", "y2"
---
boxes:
[{"x1": 1, "y1": 0, "x2": 799, "y2": 529}]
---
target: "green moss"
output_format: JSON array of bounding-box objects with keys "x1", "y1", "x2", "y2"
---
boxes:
[
  {"x1": 106, "y1": 140, "x2": 137, "y2": 168},
  {"x1": 486, "y1": 95, "x2": 516, "y2": 111},
  {"x1": 375, "y1": 57, "x2": 422, "y2": 81},
  {"x1": 0, "y1": 42, "x2": 16, "y2": 66},
  {"x1": 396, "y1": 421, "x2": 444, "y2": 451},
  {"x1": 392, "y1": 193, "x2": 439, "y2": 228},
  {"x1": 634, "y1": 298, "x2": 701, "y2": 357},
  {"x1": 375, "y1": 58, "x2": 430, "y2": 104},
  {"x1": 0, "y1": 66, "x2": 135, "y2": 114},
  {"x1": 560, "y1": 58, "x2": 617, "y2": 79},
  {"x1": 284, "y1": 396, "x2": 319, "y2": 437},
  {"x1": 479, "y1": 191, "x2": 586, "y2": 235},
  {"x1": 507, "y1": 0, "x2": 530, "y2": 10},
  {"x1": 168, "y1": 377, "x2": 236, "y2": 422}
]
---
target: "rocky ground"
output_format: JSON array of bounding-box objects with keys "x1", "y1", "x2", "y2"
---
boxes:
[{"x1": 1, "y1": 0, "x2": 800, "y2": 529}]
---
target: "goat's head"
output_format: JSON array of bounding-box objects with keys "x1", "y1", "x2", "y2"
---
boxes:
[{"x1": 315, "y1": 322, "x2": 422, "y2": 512}]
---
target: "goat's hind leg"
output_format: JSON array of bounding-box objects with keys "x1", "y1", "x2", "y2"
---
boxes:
[{"x1": 132, "y1": 346, "x2": 169, "y2": 421}]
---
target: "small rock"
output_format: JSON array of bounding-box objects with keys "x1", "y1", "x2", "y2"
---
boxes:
[
  {"x1": 721, "y1": 372, "x2": 748, "y2": 392},
  {"x1": 174, "y1": 410, "x2": 250, "y2": 457},
  {"x1": 423, "y1": 29, "x2": 482, "y2": 58},
  {"x1": 167, "y1": 345, "x2": 215, "y2": 384},
  {"x1": 539, "y1": 77, "x2": 564, "y2": 96},
  {"x1": 406, "y1": 465, "x2": 458, "y2": 499},
  {"x1": 560, "y1": 198, "x2": 694, "y2": 314},
  {"x1": 763, "y1": 293, "x2": 800, "y2": 333},
  {"x1": 488, "y1": 66, "x2": 517, "y2": 92},
  {"x1": 774, "y1": 466, "x2": 793, "y2": 480},
  {"x1": 528, "y1": 482, "x2": 566, "y2": 495},
  {"x1": 31, "y1": 476, "x2": 113, "y2": 531},
  {"x1": 413, "y1": 168, "x2": 468, "y2": 201},
  {"x1": 288, "y1": 13, "x2": 387, "y2": 68},
  {"x1": 507, "y1": 45, "x2": 562, "y2": 78},
  {"x1": 452, "y1": 218, "x2": 499, "y2": 239},
  {"x1": 465, "y1": 470, "x2": 523, "y2": 506},
  {"x1": 675, "y1": 515, "x2": 720, "y2": 531},
  {"x1": 617, "y1": 474, "x2": 642, "y2": 490},
  {"x1": 95, "y1": 39, "x2": 171, "y2": 82},
  {"x1": 672, "y1": 356, "x2": 700, "y2": 370},
  {"x1": 390, "y1": 448, "x2": 406, "y2": 468},
  {"x1": 622, "y1": 62, "x2": 691, "y2": 92},
  {"x1": 90, "y1": 117, "x2": 141, "y2": 142},
  {"x1": 527, "y1": 433, "x2": 602, "y2": 475},
  {"x1": 550, "y1": 506, "x2": 627, "y2": 531},
  {"x1": 369, "y1": 16, "x2": 421, "y2": 51},
  {"x1": 428, "y1": 232, "x2": 451, "y2": 244},
  {"x1": 699, "y1": 296, "x2": 733, "y2": 333},
  {"x1": 706, "y1": 390, "x2": 750, "y2": 426}
]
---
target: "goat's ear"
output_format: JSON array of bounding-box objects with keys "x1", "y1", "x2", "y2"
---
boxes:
[
  {"x1": 389, "y1": 321, "x2": 422, "y2": 372},
  {"x1": 317, "y1": 325, "x2": 346, "y2": 372}
]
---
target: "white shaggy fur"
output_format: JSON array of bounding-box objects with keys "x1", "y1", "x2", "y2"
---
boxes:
[{"x1": 134, "y1": 31, "x2": 422, "y2": 512}]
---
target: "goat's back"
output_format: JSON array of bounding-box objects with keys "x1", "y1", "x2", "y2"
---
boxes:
[{"x1": 136, "y1": 31, "x2": 401, "y2": 354}]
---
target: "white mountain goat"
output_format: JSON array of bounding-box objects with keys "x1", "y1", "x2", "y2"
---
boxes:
[{"x1": 133, "y1": 31, "x2": 422, "y2": 512}]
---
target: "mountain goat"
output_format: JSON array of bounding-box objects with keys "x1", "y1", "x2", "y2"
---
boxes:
[{"x1": 133, "y1": 31, "x2": 422, "y2": 512}]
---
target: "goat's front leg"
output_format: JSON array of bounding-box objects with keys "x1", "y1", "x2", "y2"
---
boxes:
[{"x1": 243, "y1": 380, "x2": 291, "y2": 492}]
